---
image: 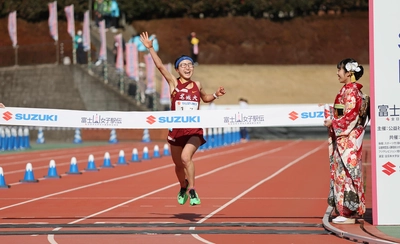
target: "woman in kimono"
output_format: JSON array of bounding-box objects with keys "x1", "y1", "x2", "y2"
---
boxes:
[{"x1": 323, "y1": 58, "x2": 366, "y2": 224}]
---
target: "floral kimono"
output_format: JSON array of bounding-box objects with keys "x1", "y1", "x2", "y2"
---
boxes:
[{"x1": 327, "y1": 82, "x2": 366, "y2": 217}]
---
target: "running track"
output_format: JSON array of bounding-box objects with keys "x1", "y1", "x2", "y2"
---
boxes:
[{"x1": 0, "y1": 140, "x2": 367, "y2": 243}]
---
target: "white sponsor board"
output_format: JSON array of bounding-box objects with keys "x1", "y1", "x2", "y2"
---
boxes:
[
  {"x1": 371, "y1": 0, "x2": 400, "y2": 225},
  {"x1": 0, "y1": 104, "x2": 326, "y2": 129}
]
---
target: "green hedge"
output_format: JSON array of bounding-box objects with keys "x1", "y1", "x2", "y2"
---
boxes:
[{"x1": 1, "y1": 0, "x2": 368, "y2": 22}]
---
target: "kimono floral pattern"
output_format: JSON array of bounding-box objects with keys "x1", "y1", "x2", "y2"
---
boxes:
[{"x1": 327, "y1": 82, "x2": 366, "y2": 217}]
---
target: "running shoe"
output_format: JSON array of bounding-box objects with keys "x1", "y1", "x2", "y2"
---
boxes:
[
  {"x1": 177, "y1": 180, "x2": 189, "y2": 205},
  {"x1": 189, "y1": 189, "x2": 201, "y2": 206}
]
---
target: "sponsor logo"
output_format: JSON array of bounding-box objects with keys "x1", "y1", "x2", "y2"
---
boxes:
[
  {"x1": 159, "y1": 116, "x2": 200, "y2": 123},
  {"x1": 2, "y1": 111, "x2": 12, "y2": 121},
  {"x1": 146, "y1": 115, "x2": 201, "y2": 124},
  {"x1": 15, "y1": 113, "x2": 58, "y2": 121},
  {"x1": 146, "y1": 115, "x2": 156, "y2": 125},
  {"x1": 289, "y1": 111, "x2": 298, "y2": 120},
  {"x1": 289, "y1": 111, "x2": 324, "y2": 120},
  {"x1": 223, "y1": 112, "x2": 264, "y2": 125},
  {"x1": 81, "y1": 114, "x2": 122, "y2": 127},
  {"x1": 301, "y1": 111, "x2": 324, "y2": 119},
  {"x1": 382, "y1": 162, "x2": 396, "y2": 176}
]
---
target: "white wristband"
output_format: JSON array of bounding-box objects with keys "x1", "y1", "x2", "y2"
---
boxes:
[{"x1": 213, "y1": 93, "x2": 219, "y2": 99}]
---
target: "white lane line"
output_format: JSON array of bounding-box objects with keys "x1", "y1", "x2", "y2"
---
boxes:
[
  {"x1": 0, "y1": 143, "x2": 263, "y2": 211},
  {"x1": 190, "y1": 142, "x2": 326, "y2": 244},
  {"x1": 46, "y1": 140, "x2": 301, "y2": 243}
]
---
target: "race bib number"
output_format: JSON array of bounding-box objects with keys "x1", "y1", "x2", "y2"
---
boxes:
[{"x1": 175, "y1": 100, "x2": 198, "y2": 110}]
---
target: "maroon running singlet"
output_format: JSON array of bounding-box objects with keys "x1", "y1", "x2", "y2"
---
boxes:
[{"x1": 167, "y1": 79, "x2": 206, "y2": 147}]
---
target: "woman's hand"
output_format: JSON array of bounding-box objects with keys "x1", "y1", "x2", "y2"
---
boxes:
[
  {"x1": 324, "y1": 119, "x2": 332, "y2": 128},
  {"x1": 216, "y1": 86, "x2": 226, "y2": 97},
  {"x1": 140, "y1": 32, "x2": 153, "y2": 49}
]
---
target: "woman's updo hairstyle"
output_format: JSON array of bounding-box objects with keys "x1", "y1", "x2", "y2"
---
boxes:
[{"x1": 337, "y1": 58, "x2": 364, "y2": 81}]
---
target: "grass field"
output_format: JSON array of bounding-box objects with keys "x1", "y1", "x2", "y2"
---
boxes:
[{"x1": 164, "y1": 64, "x2": 371, "y2": 105}]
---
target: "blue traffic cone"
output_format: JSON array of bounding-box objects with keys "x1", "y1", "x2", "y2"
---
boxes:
[
  {"x1": 153, "y1": 145, "x2": 161, "y2": 158},
  {"x1": 130, "y1": 148, "x2": 141, "y2": 162},
  {"x1": 207, "y1": 128, "x2": 213, "y2": 149},
  {"x1": 10, "y1": 128, "x2": 17, "y2": 150},
  {"x1": 45, "y1": 160, "x2": 61, "y2": 178},
  {"x1": 142, "y1": 129, "x2": 151, "y2": 142},
  {"x1": 116, "y1": 150, "x2": 128, "y2": 165},
  {"x1": 5, "y1": 128, "x2": 11, "y2": 151},
  {"x1": 0, "y1": 128, "x2": 6, "y2": 151},
  {"x1": 23, "y1": 127, "x2": 31, "y2": 149},
  {"x1": 85, "y1": 154, "x2": 99, "y2": 171},
  {"x1": 199, "y1": 129, "x2": 206, "y2": 151},
  {"x1": 109, "y1": 129, "x2": 118, "y2": 144},
  {"x1": 0, "y1": 167, "x2": 10, "y2": 188},
  {"x1": 36, "y1": 128, "x2": 45, "y2": 144},
  {"x1": 217, "y1": 127, "x2": 223, "y2": 147},
  {"x1": 102, "y1": 152, "x2": 114, "y2": 168},
  {"x1": 73, "y1": 128, "x2": 82, "y2": 144},
  {"x1": 142, "y1": 146, "x2": 150, "y2": 160},
  {"x1": 66, "y1": 157, "x2": 82, "y2": 174},
  {"x1": 163, "y1": 143, "x2": 170, "y2": 156},
  {"x1": 20, "y1": 163, "x2": 39, "y2": 182},
  {"x1": 17, "y1": 127, "x2": 24, "y2": 150}
]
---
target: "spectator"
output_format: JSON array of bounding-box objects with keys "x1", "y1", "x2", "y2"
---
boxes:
[
  {"x1": 113, "y1": 36, "x2": 126, "y2": 64},
  {"x1": 74, "y1": 30, "x2": 86, "y2": 64},
  {"x1": 238, "y1": 98, "x2": 249, "y2": 142},
  {"x1": 110, "y1": 0, "x2": 120, "y2": 33},
  {"x1": 323, "y1": 58, "x2": 366, "y2": 225},
  {"x1": 103, "y1": 0, "x2": 112, "y2": 29},
  {"x1": 128, "y1": 34, "x2": 147, "y2": 52},
  {"x1": 188, "y1": 32, "x2": 199, "y2": 65},
  {"x1": 0, "y1": 103, "x2": 5, "y2": 108},
  {"x1": 128, "y1": 33, "x2": 147, "y2": 63},
  {"x1": 149, "y1": 34, "x2": 159, "y2": 52},
  {"x1": 94, "y1": 0, "x2": 109, "y2": 28}
]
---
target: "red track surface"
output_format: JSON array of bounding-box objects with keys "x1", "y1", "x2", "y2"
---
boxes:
[{"x1": 0, "y1": 140, "x2": 367, "y2": 243}]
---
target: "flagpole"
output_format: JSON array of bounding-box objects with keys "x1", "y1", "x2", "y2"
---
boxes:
[
  {"x1": 72, "y1": 35, "x2": 76, "y2": 64},
  {"x1": 14, "y1": 45, "x2": 18, "y2": 66},
  {"x1": 55, "y1": 41, "x2": 59, "y2": 64}
]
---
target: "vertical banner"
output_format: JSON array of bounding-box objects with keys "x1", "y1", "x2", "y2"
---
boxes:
[
  {"x1": 83, "y1": 11, "x2": 91, "y2": 51},
  {"x1": 114, "y1": 34, "x2": 124, "y2": 71},
  {"x1": 160, "y1": 63, "x2": 171, "y2": 105},
  {"x1": 370, "y1": 0, "x2": 400, "y2": 225},
  {"x1": 64, "y1": 4, "x2": 75, "y2": 38},
  {"x1": 8, "y1": 11, "x2": 17, "y2": 47},
  {"x1": 144, "y1": 53, "x2": 155, "y2": 94},
  {"x1": 125, "y1": 43, "x2": 139, "y2": 80},
  {"x1": 48, "y1": 1, "x2": 58, "y2": 41},
  {"x1": 98, "y1": 20, "x2": 107, "y2": 61}
]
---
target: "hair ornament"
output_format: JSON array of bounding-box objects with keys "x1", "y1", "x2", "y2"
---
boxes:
[{"x1": 345, "y1": 62, "x2": 361, "y2": 72}]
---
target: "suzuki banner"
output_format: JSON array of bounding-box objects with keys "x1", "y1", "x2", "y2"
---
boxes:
[{"x1": 0, "y1": 104, "x2": 327, "y2": 129}]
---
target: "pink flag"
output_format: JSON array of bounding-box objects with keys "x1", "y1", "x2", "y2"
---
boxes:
[
  {"x1": 83, "y1": 11, "x2": 91, "y2": 51},
  {"x1": 114, "y1": 34, "x2": 124, "y2": 71},
  {"x1": 8, "y1": 11, "x2": 17, "y2": 47},
  {"x1": 144, "y1": 53, "x2": 155, "y2": 94},
  {"x1": 125, "y1": 43, "x2": 139, "y2": 80},
  {"x1": 98, "y1": 20, "x2": 107, "y2": 61},
  {"x1": 64, "y1": 4, "x2": 75, "y2": 38},
  {"x1": 83, "y1": 10, "x2": 90, "y2": 51},
  {"x1": 160, "y1": 63, "x2": 171, "y2": 105},
  {"x1": 48, "y1": 1, "x2": 58, "y2": 41}
]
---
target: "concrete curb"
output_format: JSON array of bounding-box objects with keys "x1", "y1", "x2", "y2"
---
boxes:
[{"x1": 322, "y1": 206, "x2": 397, "y2": 244}]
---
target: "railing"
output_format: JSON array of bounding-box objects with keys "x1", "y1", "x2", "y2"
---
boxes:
[{"x1": 0, "y1": 42, "x2": 164, "y2": 111}]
